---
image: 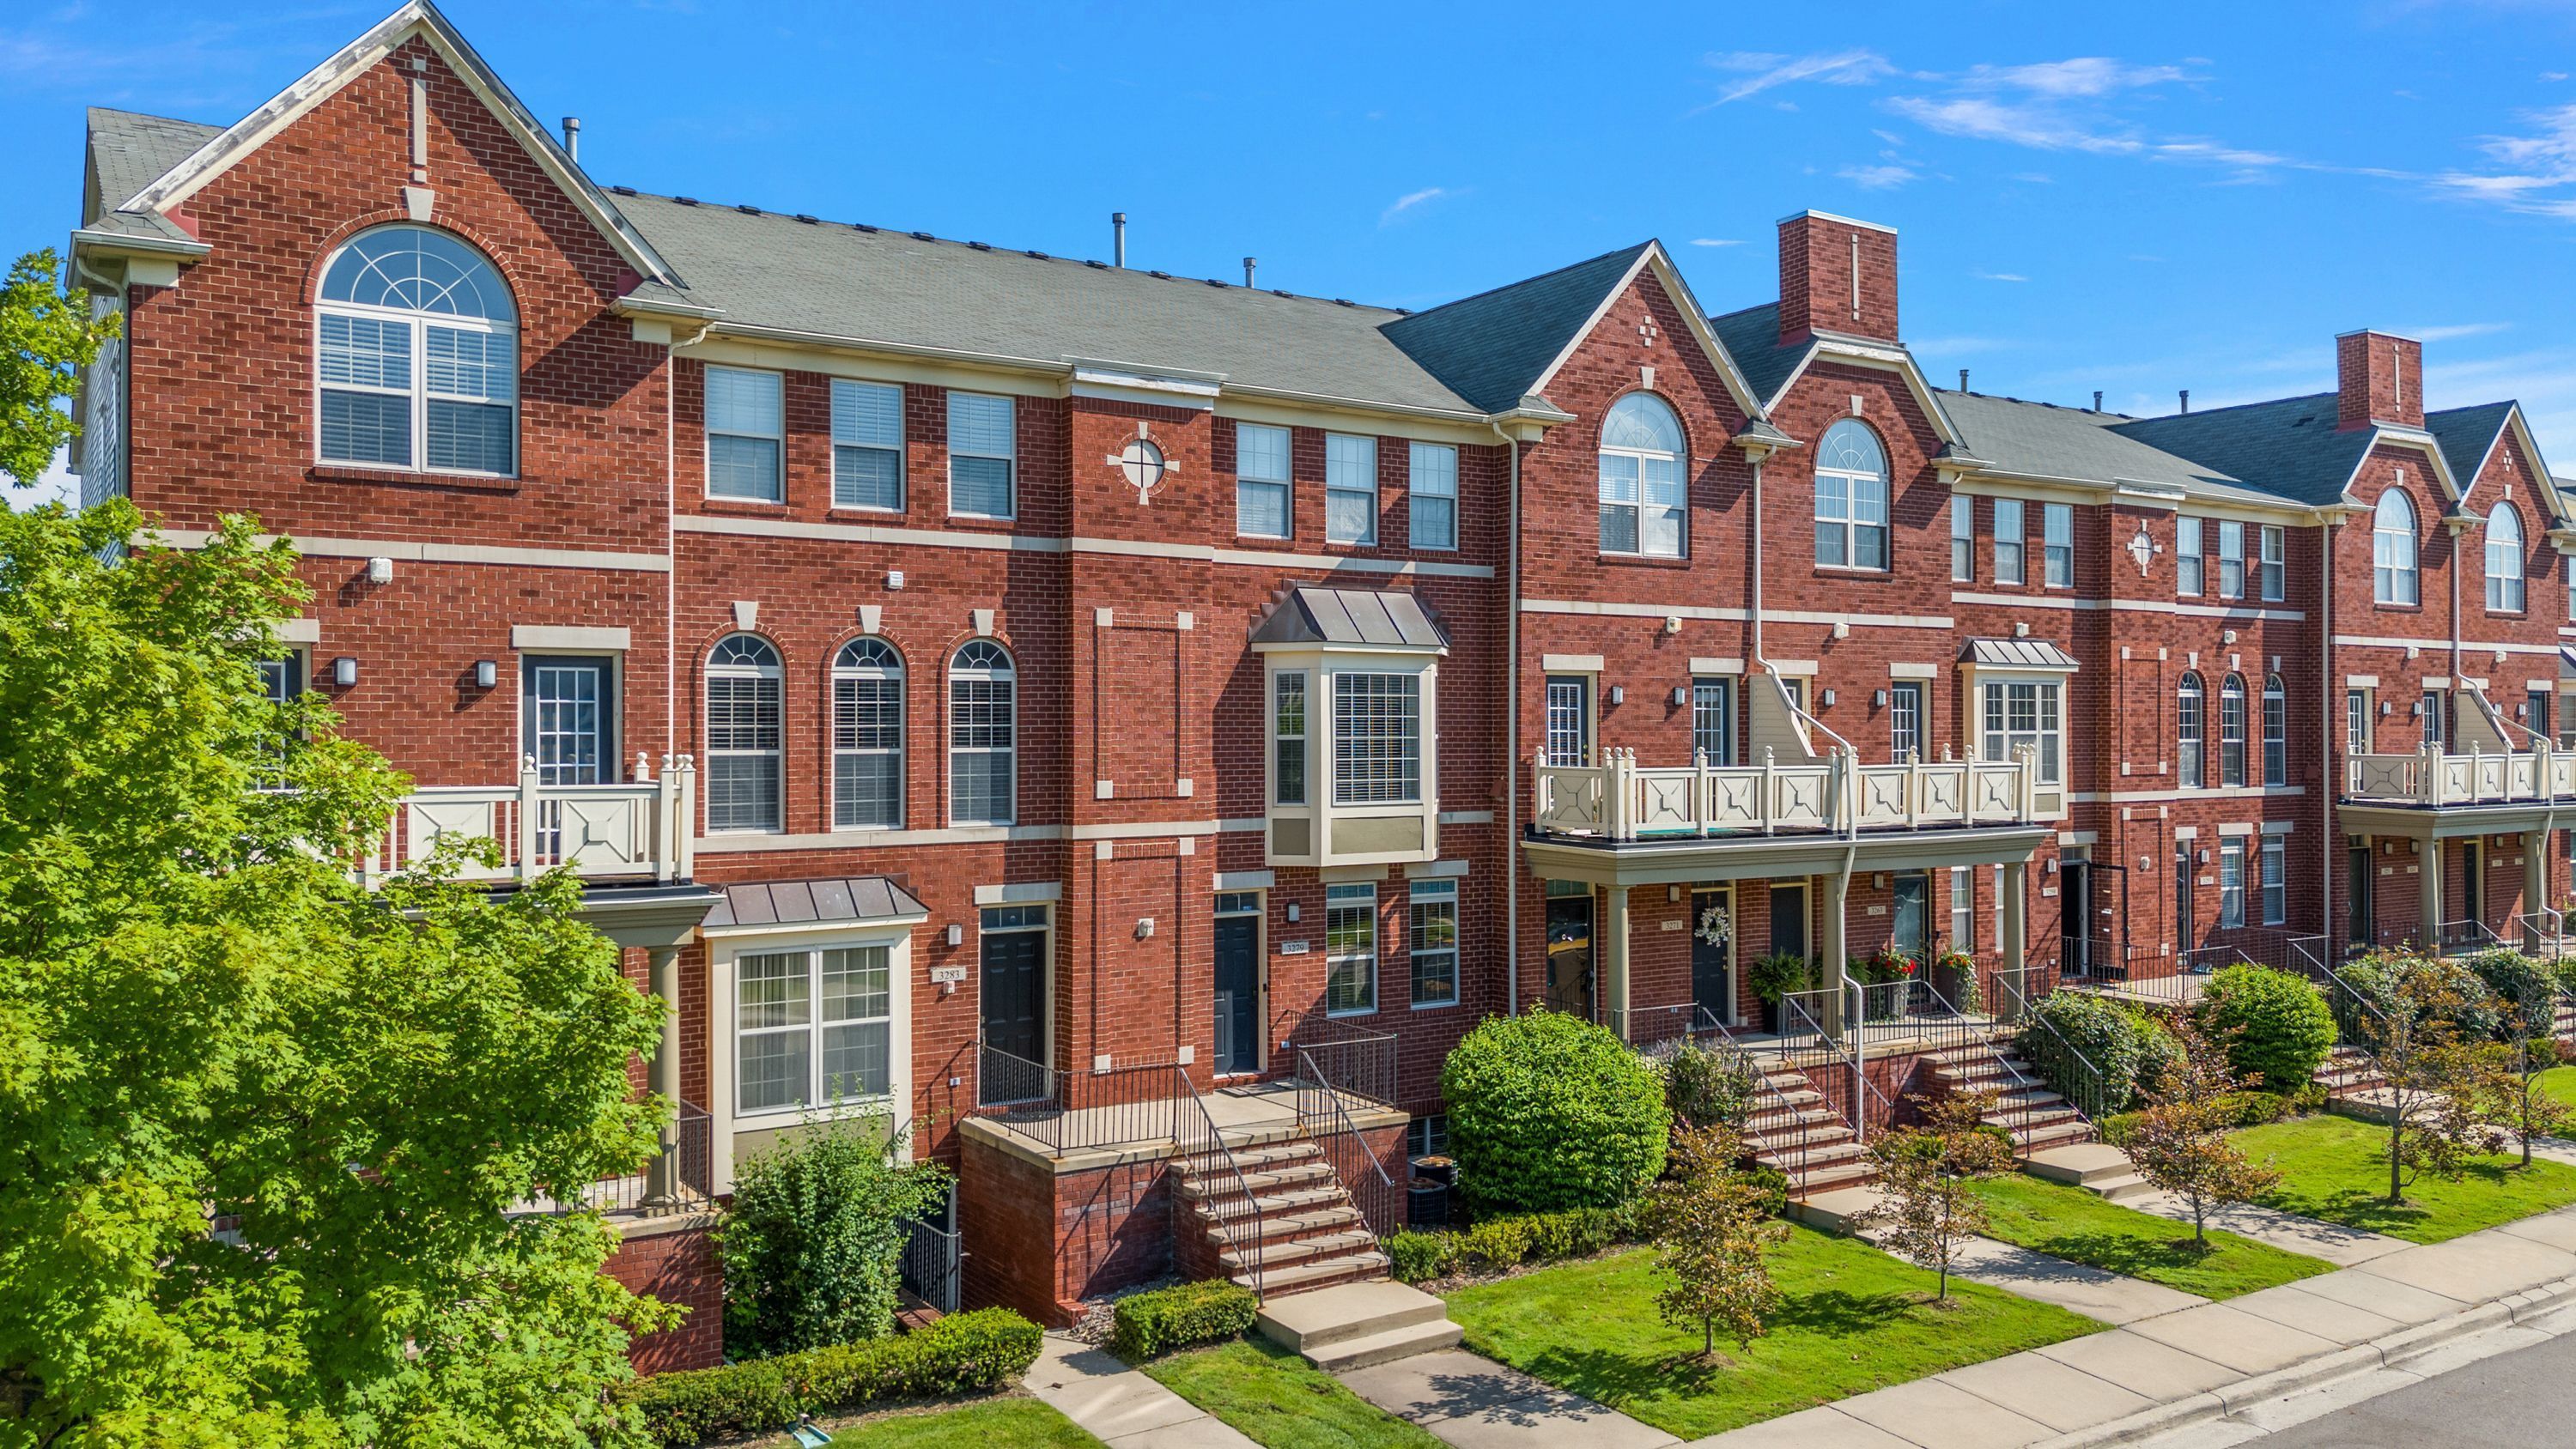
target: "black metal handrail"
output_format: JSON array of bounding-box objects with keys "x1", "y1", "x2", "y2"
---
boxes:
[
  {"x1": 900, "y1": 1179, "x2": 961, "y2": 1313},
  {"x1": 2285, "y1": 933, "x2": 2393, "y2": 1087},
  {"x1": 1291, "y1": 1046, "x2": 1401, "y2": 1240},
  {"x1": 1171, "y1": 1063, "x2": 1265, "y2": 1297},
  {"x1": 1276, "y1": 1010, "x2": 1399, "y2": 1106},
  {"x1": 972, "y1": 1036, "x2": 1186, "y2": 1155},
  {"x1": 2010, "y1": 991, "x2": 2116, "y2": 1123}
]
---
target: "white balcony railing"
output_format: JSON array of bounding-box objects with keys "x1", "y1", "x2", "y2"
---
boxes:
[
  {"x1": 2343, "y1": 743, "x2": 2576, "y2": 807},
  {"x1": 357, "y1": 753, "x2": 697, "y2": 886},
  {"x1": 1531, "y1": 745, "x2": 2041, "y2": 842}
]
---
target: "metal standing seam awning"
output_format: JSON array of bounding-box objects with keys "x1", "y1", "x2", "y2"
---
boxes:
[
  {"x1": 699, "y1": 876, "x2": 931, "y2": 933},
  {"x1": 1249, "y1": 584, "x2": 1449, "y2": 651}
]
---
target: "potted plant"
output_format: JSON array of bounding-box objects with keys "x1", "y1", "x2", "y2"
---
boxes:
[
  {"x1": 1749, "y1": 952, "x2": 1813, "y2": 1033},
  {"x1": 1935, "y1": 949, "x2": 1980, "y2": 1014},
  {"x1": 1857, "y1": 948, "x2": 1917, "y2": 1020}
]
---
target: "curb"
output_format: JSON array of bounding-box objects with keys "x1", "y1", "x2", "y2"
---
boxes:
[{"x1": 2027, "y1": 1273, "x2": 2576, "y2": 1448}]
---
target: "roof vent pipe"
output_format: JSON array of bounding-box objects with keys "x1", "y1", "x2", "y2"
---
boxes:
[
  {"x1": 562, "y1": 116, "x2": 580, "y2": 161},
  {"x1": 2179, "y1": 389, "x2": 2190, "y2": 415},
  {"x1": 2093, "y1": 390, "x2": 2104, "y2": 413},
  {"x1": 1243, "y1": 257, "x2": 1258, "y2": 288},
  {"x1": 1959, "y1": 368, "x2": 1970, "y2": 392},
  {"x1": 1113, "y1": 212, "x2": 1127, "y2": 269}
]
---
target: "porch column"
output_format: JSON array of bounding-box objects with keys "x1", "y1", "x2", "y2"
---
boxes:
[
  {"x1": 644, "y1": 943, "x2": 684, "y2": 1206},
  {"x1": 2001, "y1": 864, "x2": 2026, "y2": 979},
  {"x1": 1603, "y1": 887, "x2": 1632, "y2": 1040},
  {"x1": 1821, "y1": 870, "x2": 1850, "y2": 1039},
  {"x1": 2421, "y1": 840, "x2": 2445, "y2": 957}
]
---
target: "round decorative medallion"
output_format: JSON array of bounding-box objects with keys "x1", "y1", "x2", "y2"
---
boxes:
[
  {"x1": 1116, "y1": 438, "x2": 1168, "y2": 500},
  {"x1": 2128, "y1": 528, "x2": 2156, "y2": 576}
]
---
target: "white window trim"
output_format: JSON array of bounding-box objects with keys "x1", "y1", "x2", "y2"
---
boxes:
[
  {"x1": 1261, "y1": 645, "x2": 1443, "y2": 869},
  {"x1": 1814, "y1": 423, "x2": 1891, "y2": 573},
  {"x1": 1326, "y1": 882, "x2": 1380, "y2": 1016},
  {"x1": 1951, "y1": 499, "x2": 1974, "y2": 583},
  {"x1": 2216, "y1": 519, "x2": 2246, "y2": 600},
  {"x1": 1408, "y1": 877, "x2": 1460, "y2": 1009},
  {"x1": 2260, "y1": 837, "x2": 2287, "y2": 926},
  {"x1": 1408, "y1": 440, "x2": 1459, "y2": 553},
  {"x1": 315, "y1": 296, "x2": 518, "y2": 479},
  {"x1": 1236, "y1": 421, "x2": 1292, "y2": 541},
  {"x1": 2177, "y1": 516, "x2": 2204, "y2": 597},
  {"x1": 2259, "y1": 524, "x2": 2286, "y2": 603},
  {"x1": 947, "y1": 640, "x2": 1018, "y2": 826},
  {"x1": 1993, "y1": 498, "x2": 2026, "y2": 585},
  {"x1": 706, "y1": 922, "x2": 918, "y2": 1195},
  {"x1": 1597, "y1": 398, "x2": 1687, "y2": 560},
  {"x1": 2219, "y1": 841, "x2": 2247, "y2": 929},
  {"x1": 1326, "y1": 432, "x2": 1378, "y2": 546},
  {"x1": 2374, "y1": 491, "x2": 2420, "y2": 606},
  {"x1": 947, "y1": 391, "x2": 1018, "y2": 521},
  {"x1": 830, "y1": 378, "x2": 905, "y2": 512},
  {"x1": 704, "y1": 366, "x2": 785, "y2": 502},
  {"x1": 2488, "y1": 503, "x2": 2527, "y2": 614},
  {"x1": 830, "y1": 639, "x2": 905, "y2": 831},
  {"x1": 705, "y1": 635, "x2": 784, "y2": 834},
  {"x1": 2042, "y1": 502, "x2": 2073, "y2": 590}
]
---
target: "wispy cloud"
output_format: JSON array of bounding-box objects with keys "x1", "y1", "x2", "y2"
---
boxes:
[
  {"x1": 2409, "y1": 322, "x2": 2512, "y2": 342},
  {"x1": 1698, "y1": 48, "x2": 1894, "y2": 109},
  {"x1": 1689, "y1": 237, "x2": 1745, "y2": 247},
  {"x1": 1954, "y1": 58, "x2": 2193, "y2": 98},
  {"x1": 1379, "y1": 186, "x2": 1454, "y2": 225},
  {"x1": 1838, "y1": 162, "x2": 1917, "y2": 189},
  {"x1": 2428, "y1": 104, "x2": 2576, "y2": 217},
  {"x1": 1974, "y1": 270, "x2": 2030, "y2": 282}
]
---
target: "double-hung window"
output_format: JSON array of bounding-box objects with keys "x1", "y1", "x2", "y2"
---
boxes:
[
  {"x1": 1951, "y1": 867, "x2": 1974, "y2": 952},
  {"x1": 948, "y1": 640, "x2": 1016, "y2": 824},
  {"x1": 1408, "y1": 879, "x2": 1459, "y2": 1008},
  {"x1": 1599, "y1": 393, "x2": 1686, "y2": 557},
  {"x1": 2374, "y1": 489, "x2": 2419, "y2": 604},
  {"x1": 1326, "y1": 433, "x2": 1377, "y2": 544},
  {"x1": 1994, "y1": 498, "x2": 2026, "y2": 585},
  {"x1": 705, "y1": 367, "x2": 784, "y2": 500},
  {"x1": 2177, "y1": 517, "x2": 2204, "y2": 595},
  {"x1": 2259, "y1": 525, "x2": 2286, "y2": 602},
  {"x1": 1326, "y1": 883, "x2": 1378, "y2": 1015},
  {"x1": 1272, "y1": 672, "x2": 1309, "y2": 806},
  {"x1": 736, "y1": 945, "x2": 893, "y2": 1113},
  {"x1": 2178, "y1": 673, "x2": 2205, "y2": 789},
  {"x1": 2261, "y1": 838, "x2": 2286, "y2": 926},
  {"x1": 948, "y1": 391, "x2": 1016, "y2": 518},
  {"x1": 1692, "y1": 677, "x2": 1734, "y2": 766},
  {"x1": 2220, "y1": 674, "x2": 2248, "y2": 788},
  {"x1": 2219, "y1": 842, "x2": 2246, "y2": 928},
  {"x1": 2217, "y1": 520, "x2": 2245, "y2": 598},
  {"x1": 1814, "y1": 420, "x2": 1891, "y2": 570},
  {"x1": 316, "y1": 225, "x2": 517, "y2": 476},
  {"x1": 706, "y1": 634, "x2": 783, "y2": 832},
  {"x1": 1980, "y1": 679, "x2": 2061, "y2": 783},
  {"x1": 2488, "y1": 502, "x2": 2526, "y2": 611},
  {"x1": 831, "y1": 638, "x2": 903, "y2": 829},
  {"x1": 2043, "y1": 503, "x2": 2073, "y2": 587},
  {"x1": 1408, "y1": 441, "x2": 1458, "y2": 550},
  {"x1": 1890, "y1": 681, "x2": 1924, "y2": 762},
  {"x1": 1952, "y1": 498, "x2": 1974, "y2": 581},
  {"x1": 1236, "y1": 422, "x2": 1291, "y2": 538},
  {"x1": 2263, "y1": 676, "x2": 2287, "y2": 786},
  {"x1": 831, "y1": 379, "x2": 904, "y2": 510},
  {"x1": 1334, "y1": 673, "x2": 1421, "y2": 803}
]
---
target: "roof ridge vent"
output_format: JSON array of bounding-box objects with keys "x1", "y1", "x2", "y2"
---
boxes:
[
  {"x1": 610, "y1": 185, "x2": 637, "y2": 197},
  {"x1": 909, "y1": 230, "x2": 934, "y2": 241},
  {"x1": 967, "y1": 240, "x2": 992, "y2": 251},
  {"x1": 1147, "y1": 269, "x2": 1171, "y2": 279},
  {"x1": 735, "y1": 203, "x2": 760, "y2": 215},
  {"x1": 793, "y1": 213, "x2": 818, "y2": 224},
  {"x1": 854, "y1": 222, "x2": 877, "y2": 233},
  {"x1": 675, "y1": 197, "x2": 698, "y2": 206}
]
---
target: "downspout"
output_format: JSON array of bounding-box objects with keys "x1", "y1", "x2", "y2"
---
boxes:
[
  {"x1": 1496, "y1": 421, "x2": 1522, "y2": 1018},
  {"x1": 1749, "y1": 453, "x2": 1765, "y2": 666},
  {"x1": 2322, "y1": 517, "x2": 2336, "y2": 949}
]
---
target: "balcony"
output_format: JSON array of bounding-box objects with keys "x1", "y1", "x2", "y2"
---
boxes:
[
  {"x1": 1532, "y1": 745, "x2": 2043, "y2": 843},
  {"x1": 357, "y1": 755, "x2": 698, "y2": 887},
  {"x1": 2342, "y1": 744, "x2": 2576, "y2": 809}
]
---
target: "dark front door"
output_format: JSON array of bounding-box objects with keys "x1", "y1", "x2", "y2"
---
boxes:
[
  {"x1": 2175, "y1": 845, "x2": 2196, "y2": 955},
  {"x1": 2061, "y1": 860, "x2": 2092, "y2": 973},
  {"x1": 1214, "y1": 914, "x2": 1259, "y2": 1074},
  {"x1": 1691, "y1": 888, "x2": 1734, "y2": 1025},
  {"x1": 2348, "y1": 846, "x2": 2374, "y2": 953},
  {"x1": 1892, "y1": 874, "x2": 1929, "y2": 961},
  {"x1": 978, "y1": 929, "x2": 1046, "y2": 1103},
  {"x1": 1544, "y1": 893, "x2": 1595, "y2": 1017},
  {"x1": 1770, "y1": 882, "x2": 1809, "y2": 963},
  {"x1": 522, "y1": 655, "x2": 615, "y2": 785}
]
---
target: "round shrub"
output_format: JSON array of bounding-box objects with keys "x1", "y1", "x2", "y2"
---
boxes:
[
  {"x1": 1440, "y1": 1009, "x2": 1669, "y2": 1213},
  {"x1": 1662, "y1": 1039, "x2": 1754, "y2": 1127},
  {"x1": 2015, "y1": 990, "x2": 2162, "y2": 1111},
  {"x1": 2196, "y1": 964, "x2": 2336, "y2": 1090},
  {"x1": 2342, "y1": 951, "x2": 2501, "y2": 1042},
  {"x1": 2465, "y1": 949, "x2": 2556, "y2": 1034}
]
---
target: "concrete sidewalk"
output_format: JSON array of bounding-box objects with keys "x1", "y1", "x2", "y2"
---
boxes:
[
  {"x1": 1690, "y1": 1203, "x2": 2576, "y2": 1448},
  {"x1": 1023, "y1": 1332, "x2": 1261, "y2": 1448},
  {"x1": 1336, "y1": 1347, "x2": 1681, "y2": 1448}
]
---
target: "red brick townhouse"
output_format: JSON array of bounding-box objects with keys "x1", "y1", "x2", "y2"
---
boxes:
[{"x1": 62, "y1": 0, "x2": 2576, "y2": 1365}]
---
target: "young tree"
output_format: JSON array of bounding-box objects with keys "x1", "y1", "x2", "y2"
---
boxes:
[
  {"x1": 1857, "y1": 1092, "x2": 2014, "y2": 1302},
  {"x1": 2470, "y1": 979, "x2": 2572, "y2": 1171},
  {"x1": 0, "y1": 502, "x2": 675, "y2": 1448},
  {"x1": 2123, "y1": 1010, "x2": 2280, "y2": 1250},
  {"x1": 2355, "y1": 951, "x2": 2511, "y2": 1205},
  {"x1": 1646, "y1": 1122, "x2": 1787, "y2": 1360}
]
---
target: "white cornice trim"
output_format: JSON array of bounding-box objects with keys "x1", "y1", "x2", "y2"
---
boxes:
[{"x1": 143, "y1": 527, "x2": 670, "y2": 573}]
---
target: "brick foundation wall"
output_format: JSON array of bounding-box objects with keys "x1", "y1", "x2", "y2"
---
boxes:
[{"x1": 605, "y1": 1223, "x2": 725, "y2": 1373}]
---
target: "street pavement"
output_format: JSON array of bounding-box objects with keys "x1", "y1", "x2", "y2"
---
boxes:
[{"x1": 2156, "y1": 1323, "x2": 2576, "y2": 1447}]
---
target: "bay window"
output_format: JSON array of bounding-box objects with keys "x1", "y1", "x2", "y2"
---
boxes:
[
  {"x1": 736, "y1": 944, "x2": 893, "y2": 1113},
  {"x1": 1980, "y1": 678, "x2": 2061, "y2": 784},
  {"x1": 1273, "y1": 672, "x2": 1308, "y2": 806},
  {"x1": 1334, "y1": 672, "x2": 1421, "y2": 803}
]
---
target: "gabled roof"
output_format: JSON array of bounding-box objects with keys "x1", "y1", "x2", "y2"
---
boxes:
[
  {"x1": 1381, "y1": 244, "x2": 1652, "y2": 415},
  {"x1": 2108, "y1": 394, "x2": 2384, "y2": 509},
  {"x1": 84, "y1": 108, "x2": 220, "y2": 227},
  {"x1": 1938, "y1": 390, "x2": 2264, "y2": 502},
  {"x1": 2425, "y1": 401, "x2": 2518, "y2": 499},
  {"x1": 1707, "y1": 303, "x2": 1809, "y2": 408},
  {"x1": 1249, "y1": 585, "x2": 1448, "y2": 651}
]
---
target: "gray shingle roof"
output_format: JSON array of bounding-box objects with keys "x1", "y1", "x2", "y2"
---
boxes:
[
  {"x1": 702, "y1": 876, "x2": 927, "y2": 931},
  {"x1": 1249, "y1": 585, "x2": 1448, "y2": 650},
  {"x1": 1380, "y1": 244, "x2": 1649, "y2": 413},
  {"x1": 1708, "y1": 303, "x2": 1811, "y2": 408},
  {"x1": 85, "y1": 107, "x2": 220, "y2": 223},
  {"x1": 2427, "y1": 402, "x2": 2514, "y2": 488},
  {"x1": 2109, "y1": 394, "x2": 2378, "y2": 508},
  {"x1": 1939, "y1": 390, "x2": 2251, "y2": 500},
  {"x1": 614, "y1": 192, "x2": 1485, "y2": 416}
]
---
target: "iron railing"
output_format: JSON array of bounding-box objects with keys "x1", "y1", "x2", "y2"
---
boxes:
[
  {"x1": 900, "y1": 1183, "x2": 962, "y2": 1313},
  {"x1": 2011, "y1": 996, "x2": 2117, "y2": 1123},
  {"x1": 1274, "y1": 1012, "x2": 1398, "y2": 1107},
  {"x1": 1291, "y1": 1046, "x2": 1402, "y2": 1240},
  {"x1": 2514, "y1": 908, "x2": 2567, "y2": 961},
  {"x1": 1171, "y1": 1063, "x2": 1266, "y2": 1298},
  {"x1": 1902, "y1": 975, "x2": 2083, "y2": 1161},
  {"x1": 1777, "y1": 985, "x2": 1844, "y2": 1049},
  {"x1": 971, "y1": 1038, "x2": 1187, "y2": 1154}
]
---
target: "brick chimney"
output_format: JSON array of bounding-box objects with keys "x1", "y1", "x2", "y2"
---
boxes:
[
  {"x1": 1778, "y1": 210, "x2": 1899, "y2": 344},
  {"x1": 2336, "y1": 330, "x2": 2424, "y2": 430}
]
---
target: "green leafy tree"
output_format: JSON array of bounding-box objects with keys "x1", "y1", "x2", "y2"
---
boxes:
[
  {"x1": 2469, "y1": 983, "x2": 2575, "y2": 1171},
  {"x1": 0, "y1": 501, "x2": 675, "y2": 1449},
  {"x1": 1856, "y1": 1093, "x2": 2013, "y2": 1301},
  {"x1": 2355, "y1": 951, "x2": 2510, "y2": 1205},
  {"x1": 0, "y1": 250, "x2": 113, "y2": 488},
  {"x1": 2124, "y1": 1010, "x2": 2281, "y2": 1250},
  {"x1": 720, "y1": 1116, "x2": 953, "y2": 1359},
  {"x1": 1646, "y1": 1122, "x2": 1786, "y2": 1360}
]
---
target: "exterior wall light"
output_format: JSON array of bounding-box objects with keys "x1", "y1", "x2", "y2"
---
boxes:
[
  {"x1": 331, "y1": 657, "x2": 358, "y2": 688},
  {"x1": 473, "y1": 659, "x2": 498, "y2": 689},
  {"x1": 945, "y1": 923, "x2": 964, "y2": 947}
]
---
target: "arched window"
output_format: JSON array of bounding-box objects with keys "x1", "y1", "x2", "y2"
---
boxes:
[
  {"x1": 832, "y1": 639, "x2": 904, "y2": 830},
  {"x1": 2487, "y1": 502, "x2": 2526, "y2": 612},
  {"x1": 1814, "y1": 420, "x2": 1891, "y2": 570},
  {"x1": 315, "y1": 225, "x2": 516, "y2": 475},
  {"x1": 2177, "y1": 672, "x2": 2205, "y2": 789},
  {"x1": 2373, "y1": 488, "x2": 2419, "y2": 605},
  {"x1": 706, "y1": 634, "x2": 782, "y2": 832},
  {"x1": 2263, "y1": 675, "x2": 2287, "y2": 785},
  {"x1": 1598, "y1": 393, "x2": 1686, "y2": 558},
  {"x1": 949, "y1": 640, "x2": 1016, "y2": 826},
  {"x1": 2220, "y1": 673, "x2": 2249, "y2": 789}
]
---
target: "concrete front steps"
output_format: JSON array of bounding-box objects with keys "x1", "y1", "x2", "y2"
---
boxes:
[
  {"x1": 1926, "y1": 1040, "x2": 2096, "y2": 1152},
  {"x1": 2314, "y1": 1044, "x2": 2387, "y2": 1098},
  {"x1": 1255, "y1": 1279, "x2": 1462, "y2": 1371},
  {"x1": 2023, "y1": 1142, "x2": 2156, "y2": 1203},
  {"x1": 1174, "y1": 1139, "x2": 1389, "y2": 1298},
  {"x1": 1745, "y1": 1064, "x2": 1874, "y2": 1197}
]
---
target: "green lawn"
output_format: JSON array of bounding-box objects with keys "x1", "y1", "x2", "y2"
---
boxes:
[
  {"x1": 2239, "y1": 1113, "x2": 2576, "y2": 1244},
  {"x1": 819, "y1": 1396, "x2": 1103, "y2": 1447},
  {"x1": 1971, "y1": 1173, "x2": 2333, "y2": 1300},
  {"x1": 1140, "y1": 1338, "x2": 1442, "y2": 1449},
  {"x1": 2533, "y1": 1065, "x2": 2576, "y2": 1113},
  {"x1": 1442, "y1": 1227, "x2": 2102, "y2": 1440}
]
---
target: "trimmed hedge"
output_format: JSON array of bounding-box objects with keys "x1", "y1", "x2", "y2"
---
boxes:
[
  {"x1": 1109, "y1": 1280, "x2": 1258, "y2": 1361},
  {"x1": 1383, "y1": 1198, "x2": 1665, "y2": 1284},
  {"x1": 1440, "y1": 1009, "x2": 1669, "y2": 1214},
  {"x1": 2198, "y1": 964, "x2": 2336, "y2": 1091},
  {"x1": 614, "y1": 1307, "x2": 1042, "y2": 1448}
]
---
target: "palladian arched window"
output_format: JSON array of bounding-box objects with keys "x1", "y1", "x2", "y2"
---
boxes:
[
  {"x1": 949, "y1": 640, "x2": 1017, "y2": 826},
  {"x1": 1814, "y1": 419, "x2": 1891, "y2": 570},
  {"x1": 2220, "y1": 673, "x2": 2249, "y2": 789},
  {"x1": 832, "y1": 639, "x2": 904, "y2": 830},
  {"x1": 315, "y1": 225, "x2": 517, "y2": 475},
  {"x1": 2373, "y1": 488, "x2": 2418, "y2": 605},
  {"x1": 1598, "y1": 393, "x2": 1686, "y2": 558},
  {"x1": 2488, "y1": 501, "x2": 2526, "y2": 612},
  {"x1": 707, "y1": 634, "x2": 782, "y2": 833},
  {"x1": 2178, "y1": 672, "x2": 2205, "y2": 789}
]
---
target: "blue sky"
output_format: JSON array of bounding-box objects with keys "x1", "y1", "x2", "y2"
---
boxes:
[{"x1": 12, "y1": 0, "x2": 2576, "y2": 506}]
